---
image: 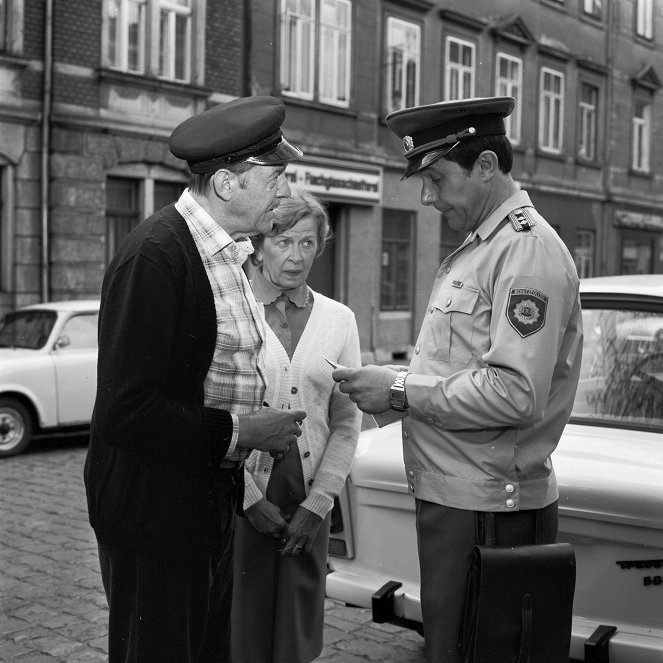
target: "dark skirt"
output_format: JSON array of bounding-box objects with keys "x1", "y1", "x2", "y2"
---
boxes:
[{"x1": 231, "y1": 448, "x2": 330, "y2": 663}]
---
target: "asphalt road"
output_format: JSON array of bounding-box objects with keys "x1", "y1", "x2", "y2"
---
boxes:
[{"x1": 0, "y1": 435, "x2": 426, "y2": 662}]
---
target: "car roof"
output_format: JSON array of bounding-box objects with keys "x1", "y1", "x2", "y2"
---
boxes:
[
  {"x1": 15, "y1": 300, "x2": 100, "y2": 313},
  {"x1": 580, "y1": 274, "x2": 663, "y2": 298}
]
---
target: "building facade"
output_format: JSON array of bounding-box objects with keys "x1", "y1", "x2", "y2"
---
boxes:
[{"x1": 1, "y1": 0, "x2": 662, "y2": 360}]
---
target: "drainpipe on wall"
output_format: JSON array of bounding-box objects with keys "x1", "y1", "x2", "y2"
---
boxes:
[{"x1": 40, "y1": 0, "x2": 54, "y2": 302}]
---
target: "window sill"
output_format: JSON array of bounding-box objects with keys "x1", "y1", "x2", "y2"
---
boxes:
[
  {"x1": 281, "y1": 95, "x2": 359, "y2": 118},
  {"x1": 0, "y1": 53, "x2": 30, "y2": 70},
  {"x1": 535, "y1": 148, "x2": 566, "y2": 162},
  {"x1": 97, "y1": 68, "x2": 212, "y2": 98},
  {"x1": 379, "y1": 310, "x2": 412, "y2": 320},
  {"x1": 575, "y1": 157, "x2": 602, "y2": 170},
  {"x1": 628, "y1": 168, "x2": 653, "y2": 180}
]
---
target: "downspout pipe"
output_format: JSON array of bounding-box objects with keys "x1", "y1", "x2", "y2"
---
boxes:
[{"x1": 40, "y1": 0, "x2": 54, "y2": 302}]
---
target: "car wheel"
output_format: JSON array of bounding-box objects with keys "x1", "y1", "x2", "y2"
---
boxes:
[{"x1": 0, "y1": 398, "x2": 33, "y2": 458}]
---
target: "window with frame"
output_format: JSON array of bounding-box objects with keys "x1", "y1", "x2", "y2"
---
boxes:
[
  {"x1": 280, "y1": 0, "x2": 352, "y2": 108},
  {"x1": 574, "y1": 230, "x2": 594, "y2": 278},
  {"x1": 106, "y1": 174, "x2": 184, "y2": 262},
  {"x1": 445, "y1": 36, "x2": 475, "y2": 100},
  {"x1": 539, "y1": 67, "x2": 564, "y2": 153},
  {"x1": 635, "y1": 0, "x2": 653, "y2": 40},
  {"x1": 578, "y1": 82, "x2": 598, "y2": 161},
  {"x1": 582, "y1": 0, "x2": 602, "y2": 20},
  {"x1": 0, "y1": 0, "x2": 6, "y2": 51},
  {"x1": 385, "y1": 16, "x2": 420, "y2": 115},
  {"x1": 495, "y1": 53, "x2": 522, "y2": 144},
  {"x1": 632, "y1": 97, "x2": 651, "y2": 173},
  {"x1": 103, "y1": 0, "x2": 193, "y2": 83},
  {"x1": 381, "y1": 210, "x2": 413, "y2": 312}
]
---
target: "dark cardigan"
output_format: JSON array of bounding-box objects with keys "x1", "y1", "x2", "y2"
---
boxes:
[{"x1": 84, "y1": 203, "x2": 237, "y2": 558}]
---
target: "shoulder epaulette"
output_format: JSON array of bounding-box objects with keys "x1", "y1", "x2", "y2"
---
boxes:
[{"x1": 507, "y1": 207, "x2": 537, "y2": 232}]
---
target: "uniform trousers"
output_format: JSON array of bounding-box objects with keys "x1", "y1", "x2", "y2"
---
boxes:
[
  {"x1": 97, "y1": 469, "x2": 239, "y2": 663},
  {"x1": 415, "y1": 499, "x2": 558, "y2": 663}
]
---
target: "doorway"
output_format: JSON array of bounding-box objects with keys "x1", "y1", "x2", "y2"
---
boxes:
[{"x1": 307, "y1": 202, "x2": 341, "y2": 299}]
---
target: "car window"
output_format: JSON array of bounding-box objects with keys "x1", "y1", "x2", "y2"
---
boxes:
[
  {"x1": 58, "y1": 313, "x2": 99, "y2": 350},
  {"x1": 573, "y1": 306, "x2": 663, "y2": 429},
  {"x1": 0, "y1": 311, "x2": 57, "y2": 349}
]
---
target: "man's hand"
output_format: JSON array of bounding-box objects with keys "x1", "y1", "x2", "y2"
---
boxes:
[
  {"x1": 236, "y1": 409, "x2": 306, "y2": 458},
  {"x1": 332, "y1": 365, "x2": 397, "y2": 414},
  {"x1": 279, "y1": 506, "x2": 323, "y2": 556},
  {"x1": 245, "y1": 499, "x2": 288, "y2": 540}
]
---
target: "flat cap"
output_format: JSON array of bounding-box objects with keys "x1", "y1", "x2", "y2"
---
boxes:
[
  {"x1": 386, "y1": 96, "x2": 515, "y2": 179},
  {"x1": 169, "y1": 96, "x2": 303, "y2": 174}
]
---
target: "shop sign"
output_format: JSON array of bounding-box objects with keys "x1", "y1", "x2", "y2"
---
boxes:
[
  {"x1": 615, "y1": 211, "x2": 663, "y2": 232},
  {"x1": 285, "y1": 161, "x2": 381, "y2": 203}
]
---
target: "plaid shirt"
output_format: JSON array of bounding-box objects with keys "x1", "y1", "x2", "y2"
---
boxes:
[{"x1": 176, "y1": 189, "x2": 267, "y2": 460}]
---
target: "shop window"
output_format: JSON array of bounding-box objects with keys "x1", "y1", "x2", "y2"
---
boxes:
[
  {"x1": 578, "y1": 82, "x2": 598, "y2": 161},
  {"x1": 103, "y1": 0, "x2": 194, "y2": 83},
  {"x1": 495, "y1": 53, "x2": 522, "y2": 145},
  {"x1": 631, "y1": 98, "x2": 651, "y2": 173},
  {"x1": 574, "y1": 230, "x2": 594, "y2": 278},
  {"x1": 635, "y1": 0, "x2": 653, "y2": 40},
  {"x1": 539, "y1": 67, "x2": 564, "y2": 154},
  {"x1": 621, "y1": 235, "x2": 653, "y2": 274},
  {"x1": 385, "y1": 16, "x2": 420, "y2": 115},
  {"x1": 381, "y1": 210, "x2": 413, "y2": 312},
  {"x1": 445, "y1": 36, "x2": 475, "y2": 101},
  {"x1": 582, "y1": 0, "x2": 602, "y2": 20},
  {"x1": 280, "y1": 0, "x2": 352, "y2": 108}
]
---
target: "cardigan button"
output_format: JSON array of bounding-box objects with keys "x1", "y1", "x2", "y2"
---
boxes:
[
  {"x1": 291, "y1": 386, "x2": 298, "y2": 394},
  {"x1": 303, "y1": 451, "x2": 310, "y2": 458},
  {"x1": 308, "y1": 479, "x2": 314, "y2": 486}
]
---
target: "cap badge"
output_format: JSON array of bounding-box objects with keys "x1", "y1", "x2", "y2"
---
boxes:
[{"x1": 403, "y1": 135, "x2": 414, "y2": 152}]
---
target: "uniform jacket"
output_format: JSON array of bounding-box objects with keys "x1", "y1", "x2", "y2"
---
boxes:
[
  {"x1": 84, "y1": 203, "x2": 236, "y2": 558},
  {"x1": 242, "y1": 291, "x2": 362, "y2": 518},
  {"x1": 404, "y1": 190, "x2": 583, "y2": 512}
]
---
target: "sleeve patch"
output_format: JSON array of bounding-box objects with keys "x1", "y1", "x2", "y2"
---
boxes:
[{"x1": 506, "y1": 288, "x2": 548, "y2": 338}]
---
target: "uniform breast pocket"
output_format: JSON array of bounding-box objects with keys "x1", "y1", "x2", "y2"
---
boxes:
[{"x1": 424, "y1": 286, "x2": 479, "y2": 365}]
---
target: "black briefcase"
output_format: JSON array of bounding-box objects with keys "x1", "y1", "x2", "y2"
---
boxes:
[{"x1": 460, "y1": 543, "x2": 576, "y2": 663}]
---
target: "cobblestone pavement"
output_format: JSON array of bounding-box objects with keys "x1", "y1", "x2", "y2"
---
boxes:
[{"x1": 0, "y1": 437, "x2": 425, "y2": 662}]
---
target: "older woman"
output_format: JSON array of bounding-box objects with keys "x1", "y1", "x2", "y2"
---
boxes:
[{"x1": 231, "y1": 188, "x2": 362, "y2": 663}]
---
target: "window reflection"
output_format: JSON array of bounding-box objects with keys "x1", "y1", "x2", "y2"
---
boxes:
[{"x1": 574, "y1": 307, "x2": 663, "y2": 427}]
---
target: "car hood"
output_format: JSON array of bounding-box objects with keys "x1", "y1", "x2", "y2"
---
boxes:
[{"x1": 349, "y1": 421, "x2": 663, "y2": 532}]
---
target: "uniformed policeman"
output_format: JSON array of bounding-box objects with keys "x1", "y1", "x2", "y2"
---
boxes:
[{"x1": 332, "y1": 96, "x2": 583, "y2": 663}]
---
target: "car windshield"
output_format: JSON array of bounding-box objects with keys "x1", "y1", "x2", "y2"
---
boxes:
[
  {"x1": 573, "y1": 305, "x2": 663, "y2": 430},
  {"x1": 0, "y1": 310, "x2": 57, "y2": 349}
]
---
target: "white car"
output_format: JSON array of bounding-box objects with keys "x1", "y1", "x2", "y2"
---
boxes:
[
  {"x1": 326, "y1": 275, "x2": 663, "y2": 663},
  {"x1": 0, "y1": 300, "x2": 99, "y2": 457}
]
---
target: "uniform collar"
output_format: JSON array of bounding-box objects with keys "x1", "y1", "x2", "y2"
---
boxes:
[
  {"x1": 474, "y1": 189, "x2": 533, "y2": 242},
  {"x1": 251, "y1": 267, "x2": 309, "y2": 307}
]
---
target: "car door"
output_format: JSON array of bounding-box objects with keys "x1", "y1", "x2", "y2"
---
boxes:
[{"x1": 52, "y1": 312, "x2": 99, "y2": 425}]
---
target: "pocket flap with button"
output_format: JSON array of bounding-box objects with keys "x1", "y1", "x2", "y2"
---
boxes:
[{"x1": 434, "y1": 287, "x2": 480, "y2": 315}]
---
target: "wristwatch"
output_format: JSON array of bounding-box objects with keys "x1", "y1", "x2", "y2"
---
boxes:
[{"x1": 389, "y1": 370, "x2": 409, "y2": 411}]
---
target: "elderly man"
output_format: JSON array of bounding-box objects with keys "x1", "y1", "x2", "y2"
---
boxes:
[
  {"x1": 85, "y1": 96, "x2": 306, "y2": 663},
  {"x1": 333, "y1": 97, "x2": 582, "y2": 662}
]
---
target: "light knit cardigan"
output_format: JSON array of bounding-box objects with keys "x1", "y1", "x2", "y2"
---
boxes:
[{"x1": 243, "y1": 290, "x2": 362, "y2": 518}]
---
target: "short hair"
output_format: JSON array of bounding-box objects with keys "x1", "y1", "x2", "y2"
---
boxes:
[
  {"x1": 443, "y1": 134, "x2": 513, "y2": 175},
  {"x1": 253, "y1": 187, "x2": 332, "y2": 258},
  {"x1": 187, "y1": 161, "x2": 254, "y2": 195}
]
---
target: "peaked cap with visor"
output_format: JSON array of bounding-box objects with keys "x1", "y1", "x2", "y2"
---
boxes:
[
  {"x1": 169, "y1": 96, "x2": 303, "y2": 174},
  {"x1": 386, "y1": 96, "x2": 515, "y2": 180}
]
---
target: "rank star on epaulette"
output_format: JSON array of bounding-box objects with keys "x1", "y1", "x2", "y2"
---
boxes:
[
  {"x1": 508, "y1": 207, "x2": 536, "y2": 232},
  {"x1": 506, "y1": 288, "x2": 548, "y2": 337}
]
